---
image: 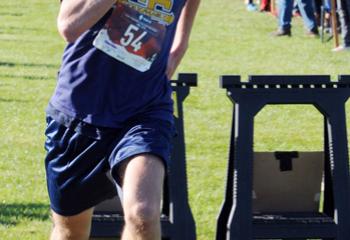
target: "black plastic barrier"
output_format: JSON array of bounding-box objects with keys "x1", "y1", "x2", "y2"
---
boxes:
[
  {"x1": 216, "y1": 75, "x2": 350, "y2": 239},
  {"x1": 89, "y1": 73, "x2": 197, "y2": 240}
]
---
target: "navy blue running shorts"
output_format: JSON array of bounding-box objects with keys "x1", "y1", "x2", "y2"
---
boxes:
[{"x1": 44, "y1": 114, "x2": 174, "y2": 216}]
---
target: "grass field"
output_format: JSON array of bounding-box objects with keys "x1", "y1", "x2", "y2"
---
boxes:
[{"x1": 1, "y1": 0, "x2": 350, "y2": 239}]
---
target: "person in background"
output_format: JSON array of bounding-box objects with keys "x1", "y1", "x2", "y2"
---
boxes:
[
  {"x1": 260, "y1": 0, "x2": 271, "y2": 12},
  {"x1": 272, "y1": 0, "x2": 319, "y2": 36},
  {"x1": 246, "y1": 0, "x2": 258, "y2": 11},
  {"x1": 333, "y1": 0, "x2": 350, "y2": 51}
]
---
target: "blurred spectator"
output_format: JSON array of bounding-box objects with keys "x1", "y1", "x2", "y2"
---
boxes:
[
  {"x1": 332, "y1": 0, "x2": 350, "y2": 51},
  {"x1": 260, "y1": 0, "x2": 278, "y2": 14},
  {"x1": 246, "y1": 0, "x2": 258, "y2": 11},
  {"x1": 314, "y1": 0, "x2": 331, "y2": 28},
  {"x1": 272, "y1": 0, "x2": 319, "y2": 37},
  {"x1": 260, "y1": 0, "x2": 271, "y2": 11},
  {"x1": 314, "y1": 0, "x2": 322, "y2": 25},
  {"x1": 293, "y1": 3, "x2": 301, "y2": 16}
]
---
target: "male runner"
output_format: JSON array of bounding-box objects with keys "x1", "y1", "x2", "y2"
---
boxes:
[{"x1": 44, "y1": 0, "x2": 200, "y2": 239}]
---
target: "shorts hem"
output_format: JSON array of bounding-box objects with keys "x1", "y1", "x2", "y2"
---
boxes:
[
  {"x1": 113, "y1": 149, "x2": 169, "y2": 168},
  {"x1": 50, "y1": 190, "x2": 116, "y2": 217},
  {"x1": 111, "y1": 149, "x2": 168, "y2": 185}
]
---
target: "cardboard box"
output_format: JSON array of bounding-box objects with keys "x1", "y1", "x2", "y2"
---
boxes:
[{"x1": 252, "y1": 151, "x2": 324, "y2": 213}]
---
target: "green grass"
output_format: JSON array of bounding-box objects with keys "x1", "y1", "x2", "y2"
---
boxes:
[{"x1": 1, "y1": 0, "x2": 350, "y2": 239}]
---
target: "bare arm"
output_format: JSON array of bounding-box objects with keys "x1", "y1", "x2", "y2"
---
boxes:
[
  {"x1": 57, "y1": 0, "x2": 115, "y2": 43},
  {"x1": 166, "y1": 0, "x2": 201, "y2": 79}
]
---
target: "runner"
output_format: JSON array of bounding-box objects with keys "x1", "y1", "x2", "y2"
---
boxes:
[{"x1": 44, "y1": 0, "x2": 200, "y2": 239}]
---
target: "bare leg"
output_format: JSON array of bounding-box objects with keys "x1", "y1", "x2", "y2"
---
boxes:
[
  {"x1": 120, "y1": 154, "x2": 165, "y2": 240},
  {"x1": 50, "y1": 208, "x2": 93, "y2": 240}
]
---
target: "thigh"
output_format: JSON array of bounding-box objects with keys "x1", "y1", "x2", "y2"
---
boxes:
[
  {"x1": 120, "y1": 154, "x2": 165, "y2": 210},
  {"x1": 109, "y1": 118, "x2": 175, "y2": 186},
  {"x1": 51, "y1": 208, "x2": 94, "y2": 239}
]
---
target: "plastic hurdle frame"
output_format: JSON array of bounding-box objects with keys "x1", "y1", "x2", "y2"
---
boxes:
[{"x1": 216, "y1": 75, "x2": 350, "y2": 239}]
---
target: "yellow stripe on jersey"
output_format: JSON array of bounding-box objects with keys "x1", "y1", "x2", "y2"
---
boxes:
[{"x1": 119, "y1": 0, "x2": 175, "y2": 25}]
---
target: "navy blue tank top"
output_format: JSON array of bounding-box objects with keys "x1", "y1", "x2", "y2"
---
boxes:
[{"x1": 49, "y1": 0, "x2": 185, "y2": 128}]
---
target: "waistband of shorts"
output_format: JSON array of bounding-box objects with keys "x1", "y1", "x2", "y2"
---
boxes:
[{"x1": 46, "y1": 103, "x2": 119, "y2": 139}]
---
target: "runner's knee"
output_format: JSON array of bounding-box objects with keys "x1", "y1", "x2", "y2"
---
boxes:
[{"x1": 124, "y1": 201, "x2": 160, "y2": 230}]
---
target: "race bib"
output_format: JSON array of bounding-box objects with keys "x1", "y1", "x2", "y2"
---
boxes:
[{"x1": 93, "y1": 1, "x2": 167, "y2": 72}]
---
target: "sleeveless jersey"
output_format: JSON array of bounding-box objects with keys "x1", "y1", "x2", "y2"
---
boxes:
[{"x1": 49, "y1": 0, "x2": 186, "y2": 128}]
